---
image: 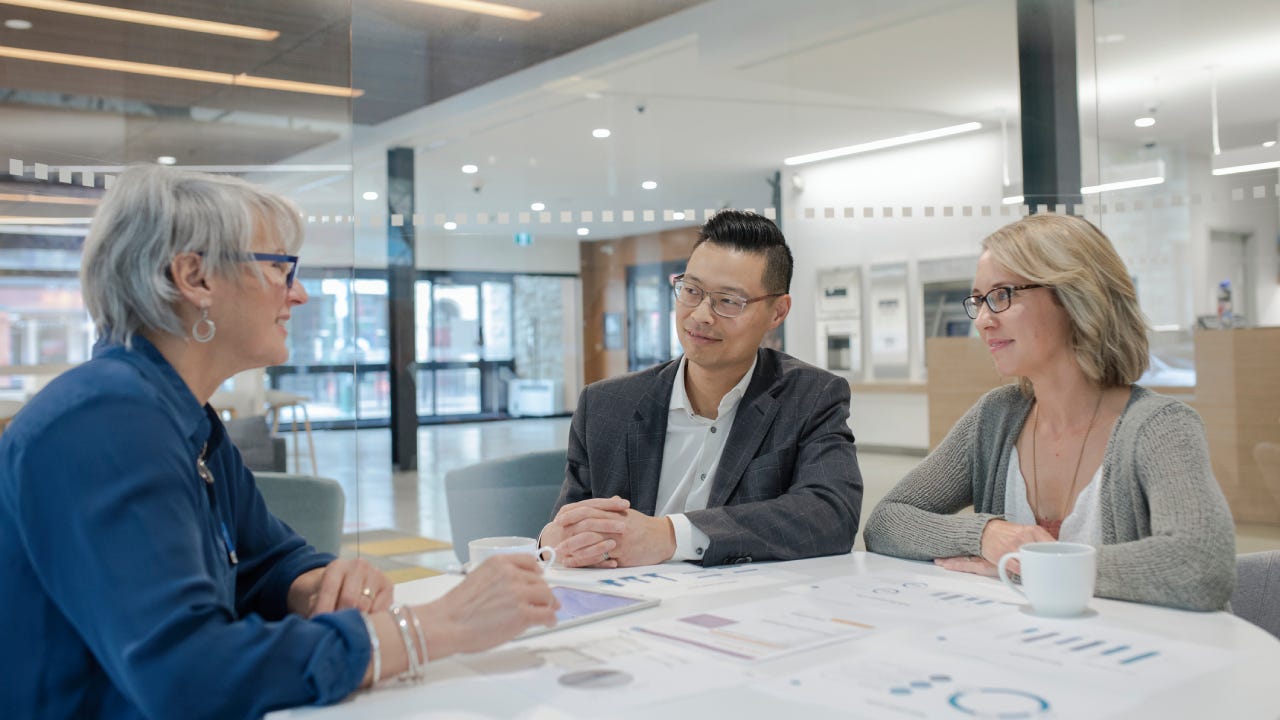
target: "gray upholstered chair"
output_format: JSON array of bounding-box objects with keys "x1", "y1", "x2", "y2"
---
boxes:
[
  {"x1": 1232, "y1": 550, "x2": 1280, "y2": 639},
  {"x1": 445, "y1": 449, "x2": 567, "y2": 564},
  {"x1": 254, "y1": 472, "x2": 345, "y2": 556},
  {"x1": 224, "y1": 416, "x2": 287, "y2": 473}
]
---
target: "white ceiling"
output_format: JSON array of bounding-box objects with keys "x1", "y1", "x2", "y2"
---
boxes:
[
  {"x1": 273, "y1": 0, "x2": 1280, "y2": 251},
  {"x1": 6, "y1": 0, "x2": 1280, "y2": 248}
]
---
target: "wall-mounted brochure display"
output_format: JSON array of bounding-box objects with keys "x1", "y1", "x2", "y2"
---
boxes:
[{"x1": 815, "y1": 268, "x2": 862, "y2": 375}]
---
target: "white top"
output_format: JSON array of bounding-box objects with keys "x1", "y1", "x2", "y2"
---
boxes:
[
  {"x1": 656, "y1": 355, "x2": 757, "y2": 561},
  {"x1": 1005, "y1": 446, "x2": 1103, "y2": 546}
]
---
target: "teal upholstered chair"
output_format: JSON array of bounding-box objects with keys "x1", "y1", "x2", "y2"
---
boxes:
[
  {"x1": 1233, "y1": 551, "x2": 1280, "y2": 639},
  {"x1": 254, "y1": 472, "x2": 345, "y2": 556},
  {"x1": 444, "y1": 449, "x2": 567, "y2": 564}
]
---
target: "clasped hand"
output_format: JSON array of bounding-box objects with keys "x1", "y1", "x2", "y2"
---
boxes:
[
  {"x1": 542, "y1": 496, "x2": 676, "y2": 568},
  {"x1": 934, "y1": 519, "x2": 1055, "y2": 577}
]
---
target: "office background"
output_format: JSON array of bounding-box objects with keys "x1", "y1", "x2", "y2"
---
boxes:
[{"x1": 2, "y1": 0, "x2": 1278, "y2": 566}]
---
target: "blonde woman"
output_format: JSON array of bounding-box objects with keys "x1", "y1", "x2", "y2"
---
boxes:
[{"x1": 864, "y1": 214, "x2": 1234, "y2": 611}]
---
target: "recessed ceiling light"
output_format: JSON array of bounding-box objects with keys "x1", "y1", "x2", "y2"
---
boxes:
[
  {"x1": 592, "y1": 128, "x2": 611, "y2": 139},
  {"x1": 576, "y1": 227, "x2": 590, "y2": 236},
  {"x1": 1134, "y1": 116, "x2": 1156, "y2": 128},
  {"x1": 672, "y1": 211, "x2": 686, "y2": 220},
  {"x1": 1264, "y1": 140, "x2": 1277, "y2": 148},
  {"x1": 443, "y1": 221, "x2": 458, "y2": 230},
  {"x1": 4, "y1": 18, "x2": 32, "y2": 29},
  {"x1": 585, "y1": 92, "x2": 602, "y2": 100},
  {"x1": 641, "y1": 180, "x2": 657, "y2": 190},
  {"x1": 530, "y1": 201, "x2": 545, "y2": 212},
  {"x1": 361, "y1": 191, "x2": 378, "y2": 201},
  {"x1": 461, "y1": 164, "x2": 479, "y2": 174},
  {"x1": 156, "y1": 155, "x2": 176, "y2": 165}
]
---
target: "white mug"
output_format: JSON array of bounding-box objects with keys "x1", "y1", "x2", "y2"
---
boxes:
[
  {"x1": 468, "y1": 536, "x2": 556, "y2": 570},
  {"x1": 997, "y1": 541, "x2": 1097, "y2": 617}
]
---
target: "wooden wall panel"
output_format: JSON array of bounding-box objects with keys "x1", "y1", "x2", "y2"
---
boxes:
[
  {"x1": 1192, "y1": 328, "x2": 1280, "y2": 525},
  {"x1": 925, "y1": 337, "x2": 1011, "y2": 449},
  {"x1": 580, "y1": 228, "x2": 699, "y2": 385}
]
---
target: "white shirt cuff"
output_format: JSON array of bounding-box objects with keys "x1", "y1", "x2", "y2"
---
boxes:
[{"x1": 667, "y1": 513, "x2": 710, "y2": 562}]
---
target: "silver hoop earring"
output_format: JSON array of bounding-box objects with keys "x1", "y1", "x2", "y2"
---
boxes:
[{"x1": 192, "y1": 307, "x2": 216, "y2": 343}]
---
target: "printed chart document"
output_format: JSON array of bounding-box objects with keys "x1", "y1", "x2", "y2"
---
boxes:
[
  {"x1": 455, "y1": 628, "x2": 742, "y2": 716},
  {"x1": 547, "y1": 561, "x2": 806, "y2": 599},
  {"x1": 781, "y1": 572, "x2": 1018, "y2": 625},
  {"x1": 754, "y1": 614, "x2": 1234, "y2": 719},
  {"x1": 632, "y1": 593, "x2": 878, "y2": 661}
]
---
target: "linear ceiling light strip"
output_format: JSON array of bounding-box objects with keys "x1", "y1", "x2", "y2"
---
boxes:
[
  {"x1": 0, "y1": 0, "x2": 279, "y2": 40},
  {"x1": 0, "y1": 45, "x2": 362, "y2": 97},
  {"x1": 784, "y1": 122, "x2": 983, "y2": 166},
  {"x1": 404, "y1": 0, "x2": 542, "y2": 22}
]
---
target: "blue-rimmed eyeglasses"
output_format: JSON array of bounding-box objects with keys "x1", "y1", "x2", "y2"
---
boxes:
[
  {"x1": 962, "y1": 284, "x2": 1045, "y2": 319},
  {"x1": 671, "y1": 274, "x2": 783, "y2": 319},
  {"x1": 198, "y1": 251, "x2": 299, "y2": 289},
  {"x1": 248, "y1": 253, "x2": 300, "y2": 289}
]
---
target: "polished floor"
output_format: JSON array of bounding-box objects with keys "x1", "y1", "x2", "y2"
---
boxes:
[{"x1": 298, "y1": 418, "x2": 1280, "y2": 572}]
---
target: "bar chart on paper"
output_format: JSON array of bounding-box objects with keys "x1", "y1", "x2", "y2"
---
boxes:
[
  {"x1": 632, "y1": 594, "x2": 877, "y2": 661},
  {"x1": 547, "y1": 563, "x2": 806, "y2": 599},
  {"x1": 931, "y1": 615, "x2": 1233, "y2": 688}
]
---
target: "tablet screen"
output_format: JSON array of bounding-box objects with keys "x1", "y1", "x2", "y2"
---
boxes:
[
  {"x1": 553, "y1": 586, "x2": 648, "y2": 622},
  {"x1": 520, "y1": 586, "x2": 659, "y2": 638}
]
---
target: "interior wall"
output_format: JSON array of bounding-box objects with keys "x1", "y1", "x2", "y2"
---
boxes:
[
  {"x1": 783, "y1": 130, "x2": 1012, "y2": 370},
  {"x1": 580, "y1": 227, "x2": 699, "y2": 384}
]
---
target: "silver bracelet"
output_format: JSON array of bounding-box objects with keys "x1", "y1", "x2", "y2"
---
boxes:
[
  {"x1": 360, "y1": 612, "x2": 382, "y2": 686},
  {"x1": 407, "y1": 605, "x2": 429, "y2": 668},
  {"x1": 389, "y1": 604, "x2": 421, "y2": 682}
]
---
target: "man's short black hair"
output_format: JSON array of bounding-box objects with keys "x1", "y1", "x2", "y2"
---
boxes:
[{"x1": 693, "y1": 210, "x2": 793, "y2": 294}]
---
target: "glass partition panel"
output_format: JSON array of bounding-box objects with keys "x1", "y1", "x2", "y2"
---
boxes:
[{"x1": 1086, "y1": 0, "x2": 1280, "y2": 530}]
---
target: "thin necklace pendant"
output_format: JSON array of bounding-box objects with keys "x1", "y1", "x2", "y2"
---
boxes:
[{"x1": 1030, "y1": 391, "x2": 1105, "y2": 525}]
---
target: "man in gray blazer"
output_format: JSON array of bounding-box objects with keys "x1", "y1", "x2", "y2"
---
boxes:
[{"x1": 542, "y1": 211, "x2": 863, "y2": 568}]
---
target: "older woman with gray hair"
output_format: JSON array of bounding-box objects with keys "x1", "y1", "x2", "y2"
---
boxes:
[
  {"x1": 864, "y1": 214, "x2": 1235, "y2": 612},
  {"x1": 0, "y1": 165, "x2": 558, "y2": 719}
]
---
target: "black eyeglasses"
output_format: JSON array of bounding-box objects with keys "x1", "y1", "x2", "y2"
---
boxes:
[
  {"x1": 962, "y1": 284, "x2": 1045, "y2": 319},
  {"x1": 671, "y1": 274, "x2": 783, "y2": 319}
]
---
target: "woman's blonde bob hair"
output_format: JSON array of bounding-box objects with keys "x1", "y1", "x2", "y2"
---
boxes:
[
  {"x1": 981, "y1": 214, "x2": 1149, "y2": 394},
  {"x1": 81, "y1": 164, "x2": 303, "y2": 347}
]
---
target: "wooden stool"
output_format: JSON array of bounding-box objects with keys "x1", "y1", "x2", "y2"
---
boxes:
[{"x1": 265, "y1": 389, "x2": 316, "y2": 474}]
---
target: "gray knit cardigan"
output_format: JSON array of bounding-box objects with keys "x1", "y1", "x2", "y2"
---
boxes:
[{"x1": 864, "y1": 384, "x2": 1235, "y2": 611}]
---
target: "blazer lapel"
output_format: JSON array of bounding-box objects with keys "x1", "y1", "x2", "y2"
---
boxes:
[
  {"x1": 627, "y1": 361, "x2": 678, "y2": 515},
  {"x1": 707, "y1": 351, "x2": 782, "y2": 508}
]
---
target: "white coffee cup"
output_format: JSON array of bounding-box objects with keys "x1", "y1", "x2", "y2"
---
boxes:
[
  {"x1": 997, "y1": 541, "x2": 1097, "y2": 617},
  {"x1": 467, "y1": 536, "x2": 556, "y2": 570}
]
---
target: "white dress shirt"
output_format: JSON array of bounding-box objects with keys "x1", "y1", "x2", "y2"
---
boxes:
[
  {"x1": 656, "y1": 355, "x2": 758, "y2": 561},
  {"x1": 1005, "y1": 446, "x2": 1103, "y2": 546}
]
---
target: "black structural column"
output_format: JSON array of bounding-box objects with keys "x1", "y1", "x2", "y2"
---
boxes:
[
  {"x1": 1017, "y1": 0, "x2": 1082, "y2": 212},
  {"x1": 387, "y1": 147, "x2": 418, "y2": 471}
]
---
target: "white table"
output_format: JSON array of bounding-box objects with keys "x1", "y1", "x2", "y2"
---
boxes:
[{"x1": 272, "y1": 552, "x2": 1280, "y2": 719}]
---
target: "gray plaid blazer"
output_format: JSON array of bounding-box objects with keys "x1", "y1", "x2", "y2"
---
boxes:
[{"x1": 553, "y1": 348, "x2": 863, "y2": 566}]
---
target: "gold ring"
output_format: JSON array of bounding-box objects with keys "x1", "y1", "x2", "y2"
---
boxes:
[{"x1": 361, "y1": 586, "x2": 374, "y2": 598}]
